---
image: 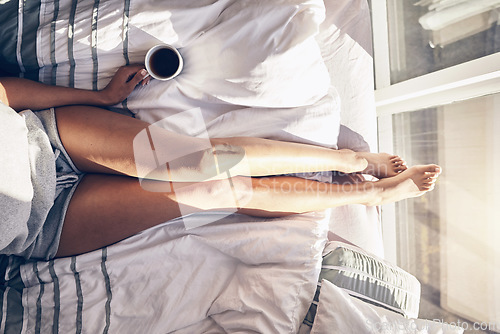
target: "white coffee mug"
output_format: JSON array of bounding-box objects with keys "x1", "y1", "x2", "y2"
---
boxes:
[{"x1": 145, "y1": 44, "x2": 183, "y2": 81}]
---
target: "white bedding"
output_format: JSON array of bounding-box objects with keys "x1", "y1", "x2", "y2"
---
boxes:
[
  {"x1": 18, "y1": 213, "x2": 329, "y2": 333},
  {"x1": 317, "y1": 0, "x2": 383, "y2": 257},
  {"x1": 36, "y1": 0, "x2": 341, "y2": 148},
  {"x1": 39, "y1": 0, "x2": 383, "y2": 256},
  {"x1": 306, "y1": 279, "x2": 464, "y2": 334},
  {"x1": 0, "y1": 0, "x2": 389, "y2": 332}
]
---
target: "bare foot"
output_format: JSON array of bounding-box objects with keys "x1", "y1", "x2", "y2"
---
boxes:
[
  {"x1": 366, "y1": 164, "x2": 441, "y2": 206},
  {"x1": 355, "y1": 152, "x2": 407, "y2": 179}
]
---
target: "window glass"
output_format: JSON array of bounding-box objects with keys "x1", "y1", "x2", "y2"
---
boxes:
[
  {"x1": 387, "y1": 0, "x2": 500, "y2": 83},
  {"x1": 391, "y1": 92, "x2": 500, "y2": 330}
]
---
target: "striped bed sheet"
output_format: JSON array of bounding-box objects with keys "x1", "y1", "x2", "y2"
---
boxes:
[
  {"x1": 0, "y1": 257, "x2": 25, "y2": 333},
  {"x1": 1, "y1": 214, "x2": 330, "y2": 333},
  {"x1": 1, "y1": 254, "x2": 107, "y2": 334},
  {"x1": 0, "y1": 0, "x2": 132, "y2": 86}
]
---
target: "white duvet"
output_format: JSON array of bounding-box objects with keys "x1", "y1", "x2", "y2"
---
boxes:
[
  {"x1": 37, "y1": 0, "x2": 340, "y2": 148},
  {"x1": 20, "y1": 213, "x2": 329, "y2": 333}
]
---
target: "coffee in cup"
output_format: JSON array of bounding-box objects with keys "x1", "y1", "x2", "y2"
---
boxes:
[{"x1": 145, "y1": 44, "x2": 183, "y2": 81}]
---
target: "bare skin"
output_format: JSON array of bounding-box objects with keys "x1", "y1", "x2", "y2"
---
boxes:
[
  {"x1": 0, "y1": 65, "x2": 440, "y2": 258},
  {"x1": 0, "y1": 65, "x2": 150, "y2": 110},
  {"x1": 53, "y1": 105, "x2": 405, "y2": 182},
  {"x1": 55, "y1": 164, "x2": 440, "y2": 257},
  {"x1": 366, "y1": 165, "x2": 441, "y2": 206},
  {"x1": 356, "y1": 152, "x2": 407, "y2": 178}
]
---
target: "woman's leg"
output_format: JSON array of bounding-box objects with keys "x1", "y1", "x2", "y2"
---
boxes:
[
  {"x1": 54, "y1": 106, "x2": 406, "y2": 182},
  {"x1": 55, "y1": 174, "x2": 198, "y2": 257},
  {"x1": 55, "y1": 165, "x2": 440, "y2": 257}
]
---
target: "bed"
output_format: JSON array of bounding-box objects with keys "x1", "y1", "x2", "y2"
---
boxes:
[{"x1": 0, "y1": 0, "x2": 455, "y2": 333}]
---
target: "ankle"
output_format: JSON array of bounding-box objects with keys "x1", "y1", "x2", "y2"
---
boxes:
[
  {"x1": 351, "y1": 151, "x2": 369, "y2": 173},
  {"x1": 338, "y1": 149, "x2": 368, "y2": 173}
]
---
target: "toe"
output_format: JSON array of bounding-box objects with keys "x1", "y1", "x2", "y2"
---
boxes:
[
  {"x1": 424, "y1": 172, "x2": 438, "y2": 178},
  {"x1": 392, "y1": 160, "x2": 406, "y2": 168},
  {"x1": 421, "y1": 164, "x2": 441, "y2": 173},
  {"x1": 422, "y1": 177, "x2": 433, "y2": 184},
  {"x1": 431, "y1": 165, "x2": 441, "y2": 174},
  {"x1": 420, "y1": 183, "x2": 435, "y2": 191},
  {"x1": 395, "y1": 166, "x2": 407, "y2": 173},
  {"x1": 392, "y1": 159, "x2": 407, "y2": 170},
  {"x1": 423, "y1": 180, "x2": 434, "y2": 187}
]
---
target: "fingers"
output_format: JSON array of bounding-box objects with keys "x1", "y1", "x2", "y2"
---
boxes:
[
  {"x1": 115, "y1": 65, "x2": 142, "y2": 80},
  {"x1": 100, "y1": 65, "x2": 151, "y2": 105},
  {"x1": 115, "y1": 64, "x2": 150, "y2": 86},
  {"x1": 124, "y1": 64, "x2": 145, "y2": 72},
  {"x1": 129, "y1": 69, "x2": 150, "y2": 87},
  {"x1": 140, "y1": 74, "x2": 151, "y2": 86},
  {"x1": 127, "y1": 63, "x2": 152, "y2": 86}
]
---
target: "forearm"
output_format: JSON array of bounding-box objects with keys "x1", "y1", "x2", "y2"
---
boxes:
[
  {"x1": 0, "y1": 77, "x2": 106, "y2": 111},
  {"x1": 0, "y1": 65, "x2": 148, "y2": 112}
]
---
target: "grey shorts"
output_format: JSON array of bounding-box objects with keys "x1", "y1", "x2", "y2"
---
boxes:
[{"x1": 31, "y1": 108, "x2": 84, "y2": 260}]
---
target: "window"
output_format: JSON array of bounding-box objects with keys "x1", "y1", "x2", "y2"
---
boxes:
[
  {"x1": 371, "y1": 0, "x2": 500, "y2": 330},
  {"x1": 387, "y1": 0, "x2": 500, "y2": 83}
]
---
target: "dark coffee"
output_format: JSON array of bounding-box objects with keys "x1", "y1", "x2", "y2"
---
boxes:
[{"x1": 149, "y1": 48, "x2": 180, "y2": 78}]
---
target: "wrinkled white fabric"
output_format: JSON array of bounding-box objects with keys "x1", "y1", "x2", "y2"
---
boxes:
[
  {"x1": 310, "y1": 280, "x2": 464, "y2": 334},
  {"x1": 21, "y1": 213, "x2": 330, "y2": 334},
  {"x1": 36, "y1": 0, "x2": 337, "y2": 148},
  {"x1": 316, "y1": 0, "x2": 383, "y2": 258}
]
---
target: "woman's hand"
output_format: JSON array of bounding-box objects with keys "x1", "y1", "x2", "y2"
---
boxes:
[{"x1": 98, "y1": 65, "x2": 151, "y2": 106}]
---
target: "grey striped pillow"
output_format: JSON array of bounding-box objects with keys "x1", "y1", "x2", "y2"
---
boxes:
[{"x1": 304, "y1": 241, "x2": 421, "y2": 327}]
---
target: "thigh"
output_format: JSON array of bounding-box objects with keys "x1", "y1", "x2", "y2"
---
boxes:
[
  {"x1": 54, "y1": 174, "x2": 183, "y2": 258},
  {"x1": 54, "y1": 105, "x2": 150, "y2": 175},
  {"x1": 54, "y1": 173, "x2": 246, "y2": 258},
  {"x1": 54, "y1": 106, "x2": 219, "y2": 181}
]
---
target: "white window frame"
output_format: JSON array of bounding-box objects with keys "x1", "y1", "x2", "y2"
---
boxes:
[{"x1": 371, "y1": 0, "x2": 500, "y2": 264}]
